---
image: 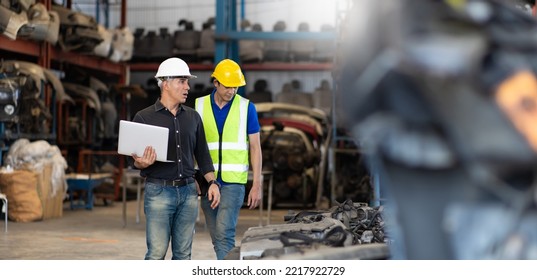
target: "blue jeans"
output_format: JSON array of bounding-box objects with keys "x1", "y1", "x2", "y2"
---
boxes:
[
  {"x1": 144, "y1": 181, "x2": 198, "y2": 260},
  {"x1": 201, "y1": 184, "x2": 245, "y2": 260}
]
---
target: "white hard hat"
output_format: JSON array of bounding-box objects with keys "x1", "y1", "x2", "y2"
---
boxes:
[{"x1": 155, "y1": 57, "x2": 197, "y2": 79}]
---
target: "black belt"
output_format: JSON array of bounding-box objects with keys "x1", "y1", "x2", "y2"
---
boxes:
[{"x1": 146, "y1": 177, "x2": 194, "y2": 187}]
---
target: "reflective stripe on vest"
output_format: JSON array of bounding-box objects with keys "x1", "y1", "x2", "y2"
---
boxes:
[{"x1": 196, "y1": 95, "x2": 249, "y2": 183}]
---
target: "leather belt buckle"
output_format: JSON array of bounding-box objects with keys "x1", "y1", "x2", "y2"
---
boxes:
[{"x1": 171, "y1": 179, "x2": 185, "y2": 187}]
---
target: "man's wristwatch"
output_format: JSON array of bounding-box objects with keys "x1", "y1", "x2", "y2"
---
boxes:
[{"x1": 208, "y1": 180, "x2": 221, "y2": 187}]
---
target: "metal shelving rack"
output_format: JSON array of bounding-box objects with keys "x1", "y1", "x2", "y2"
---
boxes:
[
  {"x1": 128, "y1": 0, "x2": 336, "y2": 73},
  {"x1": 0, "y1": 36, "x2": 125, "y2": 76},
  {"x1": 213, "y1": 0, "x2": 335, "y2": 64},
  {"x1": 0, "y1": 0, "x2": 127, "y2": 78},
  {"x1": 328, "y1": 0, "x2": 380, "y2": 207},
  {"x1": 0, "y1": 0, "x2": 129, "y2": 199}
]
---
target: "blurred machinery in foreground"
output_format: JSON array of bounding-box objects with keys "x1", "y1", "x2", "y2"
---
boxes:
[
  {"x1": 230, "y1": 200, "x2": 389, "y2": 260},
  {"x1": 335, "y1": 0, "x2": 537, "y2": 259}
]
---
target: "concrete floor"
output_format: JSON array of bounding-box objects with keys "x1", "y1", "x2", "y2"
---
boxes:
[{"x1": 0, "y1": 198, "x2": 289, "y2": 260}]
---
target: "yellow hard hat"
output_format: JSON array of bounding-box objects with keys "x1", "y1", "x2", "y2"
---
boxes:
[{"x1": 211, "y1": 59, "x2": 246, "y2": 87}]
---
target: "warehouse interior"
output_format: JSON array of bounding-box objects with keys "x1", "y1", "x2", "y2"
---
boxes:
[{"x1": 2, "y1": 0, "x2": 537, "y2": 262}]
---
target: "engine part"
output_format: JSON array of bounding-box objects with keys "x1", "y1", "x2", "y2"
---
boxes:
[
  {"x1": 0, "y1": 4, "x2": 28, "y2": 40},
  {"x1": 52, "y1": 4, "x2": 103, "y2": 53},
  {"x1": 110, "y1": 26, "x2": 134, "y2": 62},
  {"x1": 93, "y1": 24, "x2": 113, "y2": 58},
  {"x1": 257, "y1": 103, "x2": 328, "y2": 207},
  {"x1": 236, "y1": 199, "x2": 389, "y2": 260},
  {"x1": 0, "y1": 77, "x2": 21, "y2": 122},
  {"x1": 17, "y1": 3, "x2": 60, "y2": 44},
  {"x1": 0, "y1": 60, "x2": 60, "y2": 136}
]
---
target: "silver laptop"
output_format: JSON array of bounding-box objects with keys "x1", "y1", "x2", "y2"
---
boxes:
[{"x1": 117, "y1": 120, "x2": 171, "y2": 162}]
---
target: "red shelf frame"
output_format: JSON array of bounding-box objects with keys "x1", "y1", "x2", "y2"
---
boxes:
[
  {"x1": 50, "y1": 48, "x2": 124, "y2": 75},
  {"x1": 0, "y1": 37, "x2": 123, "y2": 75},
  {"x1": 0, "y1": 36, "x2": 40, "y2": 56}
]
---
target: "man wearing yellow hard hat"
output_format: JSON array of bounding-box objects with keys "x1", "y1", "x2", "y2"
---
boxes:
[{"x1": 195, "y1": 59, "x2": 262, "y2": 260}]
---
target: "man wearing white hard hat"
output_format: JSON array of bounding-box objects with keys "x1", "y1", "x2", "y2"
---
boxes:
[{"x1": 131, "y1": 57, "x2": 221, "y2": 260}]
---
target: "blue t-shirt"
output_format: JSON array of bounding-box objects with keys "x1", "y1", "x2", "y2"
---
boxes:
[{"x1": 210, "y1": 91, "x2": 260, "y2": 135}]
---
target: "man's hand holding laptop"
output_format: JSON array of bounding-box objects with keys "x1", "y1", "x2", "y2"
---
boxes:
[{"x1": 132, "y1": 146, "x2": 157, "y2": 169}]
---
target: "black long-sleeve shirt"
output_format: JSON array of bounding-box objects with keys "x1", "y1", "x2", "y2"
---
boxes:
[{"x1": 130, "y1": 99, "x2": 214, "y2": 180}]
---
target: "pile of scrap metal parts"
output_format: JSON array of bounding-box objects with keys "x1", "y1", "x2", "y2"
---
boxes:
[
  {"x1": 61, "y1": 81, "x2": 104, "y2": 143},
  {"x1": 335, "y1": 0, "x2": 537, "y2": 259},
  {"x1": 256, "y1": 103, "x2": 329, "y2": 208},
  {"x1": 60, "y1": 73, "x2": 133, "y2": 146},
  {"x1": 52, "y1": 2, "x2": 133, "y2": 61},
  {"x1": 0, "y1": 1, "x2": 133, "y2": 62},
  {"x1": 93, "y1": 25, "x2": 134, "y2": 62},
  {"x1": 0, "y1": 0, "x2": 60, "y2": 43},
  {"x1": 231, "y1": 200, "x2": 390, "y2": 260},
  {"x1": 0, "y1": 60, "x2": 72, "y2": 139},
  {"x1": 264, "y1": 20, "x2": 289, "y2": 62},
  {"x1": 0, "y1": 60, "x2": 144, "y2": 149},
  {"x1": 239, "y1": 20, "x2": 264, "y2": 63},
  {"x1": 52, "y1": 4, "x2": 102, "y2": 53},
  {"x1": 171, "y1": 19, "x2": 200, "y2": 62},
  {"x1": 59, "y1": 73, "x2": 146, "y2": 147},
  {"x1": 196, "y1": 17, "x2": 215, "y2": 63}
]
